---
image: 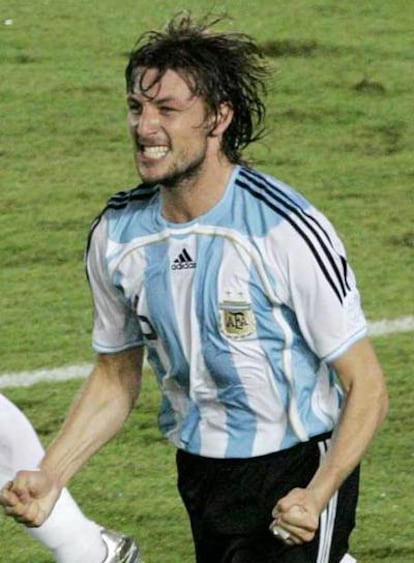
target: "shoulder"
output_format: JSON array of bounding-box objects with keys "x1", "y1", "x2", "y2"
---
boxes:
[
  {"x1": 85, "y1": 183, "x2": 159, "y2": 255},
  {"x1": 236, "y1": 166, "x2": 314, "y2": 215},
  {"x1": 103, "y1": 183, "x2": 159, "y2": 216},
  {"x1": 234, "y1": 166, "x2": 334, "y2": 245},
  {"x1": 88, "y1": 183, "x2": 159, "y2": 234}
]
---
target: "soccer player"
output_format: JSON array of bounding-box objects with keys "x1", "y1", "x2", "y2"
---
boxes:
[
  {"x1": 1, "y1": 13, "x2": 388, "y2": 563},
  {"x1": 0, "y1": 393, "x2": 140, "y2": 562}
]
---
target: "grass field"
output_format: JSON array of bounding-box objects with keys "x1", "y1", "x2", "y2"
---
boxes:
[{"x1": 1, "y1": 0, "x2": 413, "y2": 561}]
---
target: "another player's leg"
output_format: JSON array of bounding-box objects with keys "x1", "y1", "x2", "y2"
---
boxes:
[{"x1": 0, "y1": 393, "x2": 141, "y2": 562}]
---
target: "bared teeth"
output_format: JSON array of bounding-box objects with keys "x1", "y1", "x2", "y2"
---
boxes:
[{"x1": 142, "y1": 145, "x2": 169, "y2": 158}]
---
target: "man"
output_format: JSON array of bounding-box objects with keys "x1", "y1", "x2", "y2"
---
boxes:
[
  {"x1": 0, "y1": 14, "x2": 388, "y2": 563},
  {"x1": 0, "y1": 393, "x2": 141, "y2": 563}
]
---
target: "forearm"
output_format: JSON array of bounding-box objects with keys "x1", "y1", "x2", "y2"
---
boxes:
[
  {"x1": 308, "y1": 387, "x2": 386, "y2": 510},
  {"x1": 40, "y1": 348, "x2": 143, "y2": 488},
  {"x1": 307, "y1": 339, "x2": 388, "y2": 511}
]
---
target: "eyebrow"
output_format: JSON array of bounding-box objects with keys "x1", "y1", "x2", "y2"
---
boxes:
[
  {"x1": 127, "y1": 93, "x2": 173, "y2": 102},
  {"x1": 127, "y1": 93, "x2": 192, "y2": 105},
  {"x1": 153, "y1": 96, "x2": 181, "y2": 105}
]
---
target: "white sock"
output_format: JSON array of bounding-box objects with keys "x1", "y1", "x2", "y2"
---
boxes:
[
  {"x1": 0, "y1": 393, "x2": 106, "y2": 563},
  {"x1": 32, "y1": 488, "x2": 106, "y2": 563}
]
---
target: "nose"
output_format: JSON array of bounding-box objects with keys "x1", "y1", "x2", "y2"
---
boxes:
[{"x1": 133, "y1": 105, "x2": 160, "y2": 139}]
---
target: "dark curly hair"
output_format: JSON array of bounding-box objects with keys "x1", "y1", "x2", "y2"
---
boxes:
[{"x1": 125, "y1": 13, "x2": 268, "y2": 164}]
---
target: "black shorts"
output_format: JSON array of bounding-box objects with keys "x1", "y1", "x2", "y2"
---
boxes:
[{"x1": 176, "y1": 434, "x2": 359, "y2": 563}]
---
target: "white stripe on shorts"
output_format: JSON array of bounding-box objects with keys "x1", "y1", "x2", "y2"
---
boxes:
[{"x1": 316, "y1": 439, "x2": 338, "y2": 563}]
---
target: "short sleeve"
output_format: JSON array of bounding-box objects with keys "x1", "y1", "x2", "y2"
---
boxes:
[
  {"x1": 272, "y1": 210, "x2": 367, "y2": 362},
  {"x1": 85, "y1": 214, "x2": 143, "y2": 353}
]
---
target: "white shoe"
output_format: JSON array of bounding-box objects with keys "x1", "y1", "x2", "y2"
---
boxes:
[
  {"x1": 340, "y1": 555, "x2": 357, "y2": 563},
  {"x1": 101, "y1": 528, "x2": 142, "y2": 562}
]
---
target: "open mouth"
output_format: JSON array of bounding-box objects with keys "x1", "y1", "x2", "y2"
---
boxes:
[{"x1": 139, "y1": 145, "x2": 169, "y2": 160}]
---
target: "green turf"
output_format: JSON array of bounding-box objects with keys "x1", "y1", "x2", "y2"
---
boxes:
[{"x1": 1, "y1": 0, "x2": 413, "y2": 561}]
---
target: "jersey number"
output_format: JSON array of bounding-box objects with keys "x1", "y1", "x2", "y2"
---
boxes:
[{"x1": 138, "y1": 315, "x2": 157, "y2": 340}]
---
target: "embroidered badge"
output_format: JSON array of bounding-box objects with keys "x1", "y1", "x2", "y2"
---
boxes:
[{"x1": 219, "y1": 299, "x2": 256, "y2": 339}]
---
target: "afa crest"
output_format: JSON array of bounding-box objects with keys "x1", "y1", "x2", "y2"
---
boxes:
[{"x1": 219, "y1": 299, "x2": 256, "y2": 339}]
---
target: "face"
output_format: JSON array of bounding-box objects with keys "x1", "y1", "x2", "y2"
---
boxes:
[{"x1": 127, "y1": 68, "x2": 212, "y2": 186}]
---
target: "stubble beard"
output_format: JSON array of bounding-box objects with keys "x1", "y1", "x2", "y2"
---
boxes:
[
  {"x1": 159, "y1": 151, "x2": 206, "y2": 189},
  {"x1": 137, "y1": 143, "x2": 208, "y2": 190}
]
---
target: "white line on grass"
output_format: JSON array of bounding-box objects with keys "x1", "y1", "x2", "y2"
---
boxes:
[{"x1": 0, "y1": 316, "x2": 413, "y2": 389}]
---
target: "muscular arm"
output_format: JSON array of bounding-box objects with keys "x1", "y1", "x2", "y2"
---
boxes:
[
  {"x1": 0, "y1": 346, "x2": 144, "y2": 526},
  {"x1": 41, "y1": 347, "x2": 144, "y2": 486},
  {"x1": 272, "y1": 337, "x2": 389, "y2": 543}
]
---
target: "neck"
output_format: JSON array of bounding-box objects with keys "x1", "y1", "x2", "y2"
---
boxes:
[{"x1": 160, "y1": 156, "x2": 235, "y2": 224}]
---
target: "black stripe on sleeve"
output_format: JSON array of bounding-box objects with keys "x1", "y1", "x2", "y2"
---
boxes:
[
  {"x1": 240, "y1": 169, "x2": 351, "y2": 297},
  {"x1": 236, "y1": 177, "x2": 345, "y2": 303}
]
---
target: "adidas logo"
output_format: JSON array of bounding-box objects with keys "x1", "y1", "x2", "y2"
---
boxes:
[{"x1": 171, "y1": 248, "x2": 196, "y2": 270}]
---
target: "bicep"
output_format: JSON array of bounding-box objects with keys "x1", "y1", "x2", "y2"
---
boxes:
[
  {"x1": 95, "y1": 347, "x2": 145, "y2": 404},
  {"x1": 331, "y1": 337, "x2": 388, "y2": 404}
]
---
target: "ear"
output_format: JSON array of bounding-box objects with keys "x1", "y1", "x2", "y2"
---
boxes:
[{"x1": 207, "y1": 102, "x2": 234, "y2": 137}]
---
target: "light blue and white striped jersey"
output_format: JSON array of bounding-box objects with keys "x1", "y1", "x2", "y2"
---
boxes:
[{"x1": 86, "y1": 165, "x2": 367, "y2": 458}]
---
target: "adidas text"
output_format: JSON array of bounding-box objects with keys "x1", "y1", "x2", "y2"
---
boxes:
[{"x1": 171, "y1": 262, "x2": 196, "y2": 270}]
